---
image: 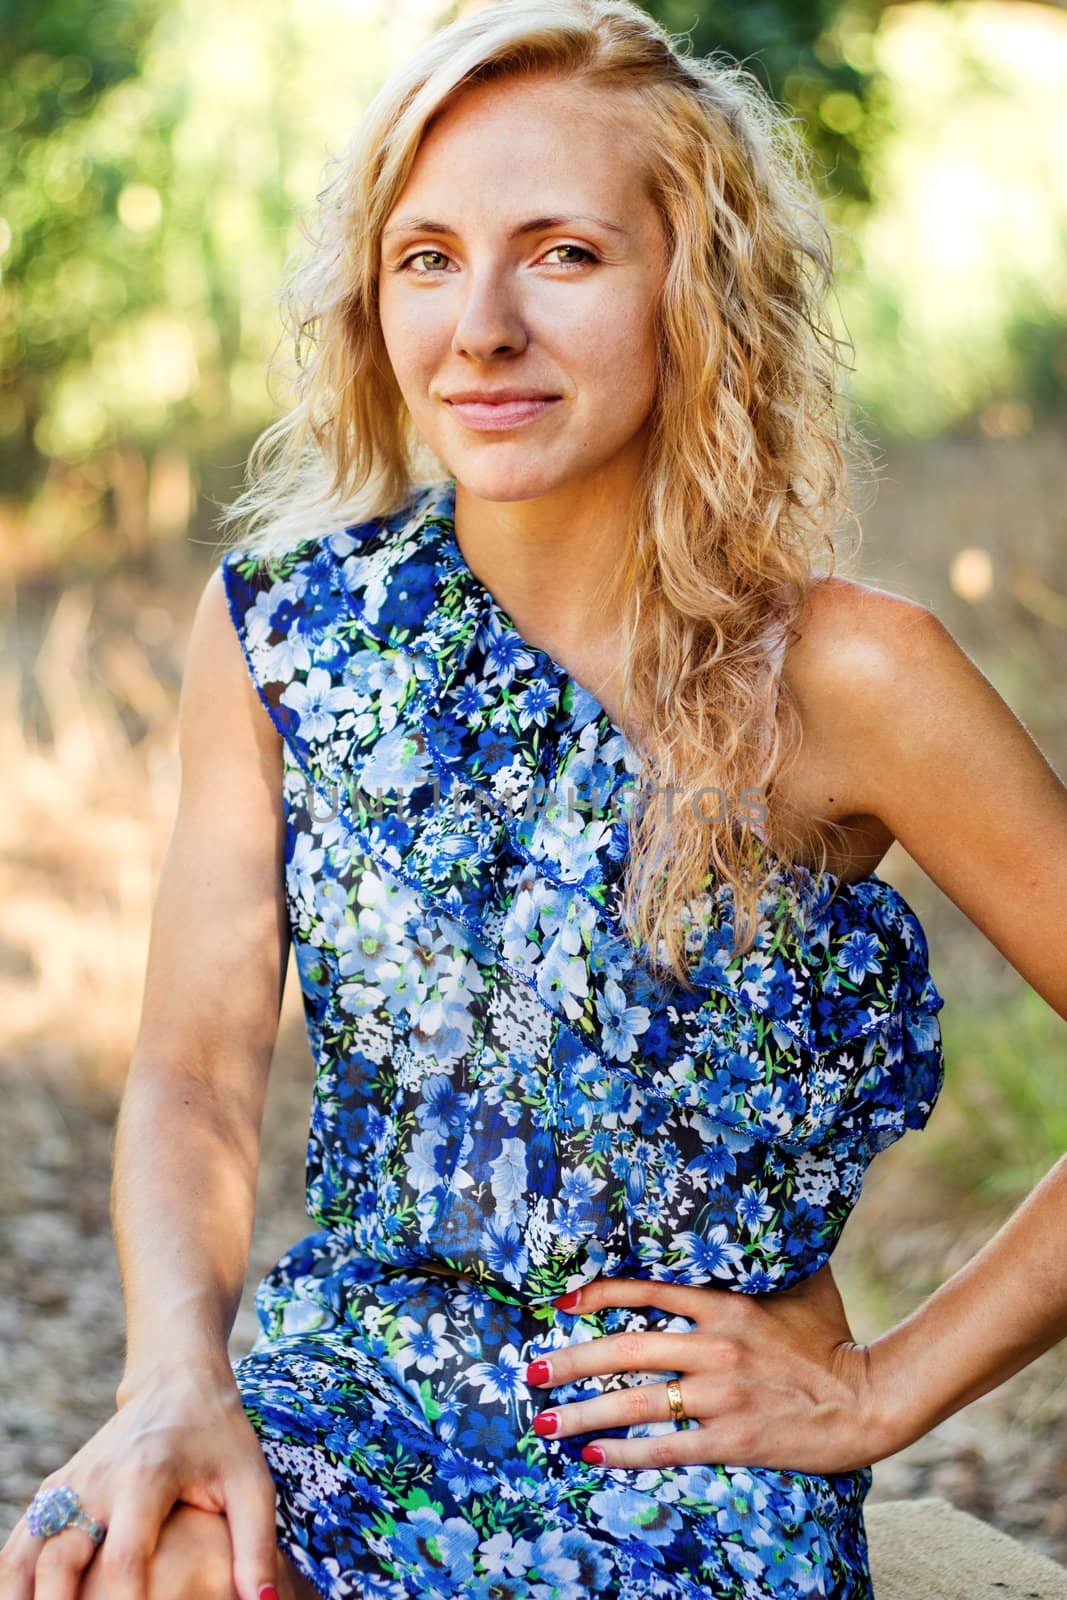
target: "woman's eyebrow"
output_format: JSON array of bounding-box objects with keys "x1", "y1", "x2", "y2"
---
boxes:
[{"x1": 381, "y1": 212, "x2": 630, "y2": 239}]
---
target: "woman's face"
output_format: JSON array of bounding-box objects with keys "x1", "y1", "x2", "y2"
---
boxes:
[{"x1": 378, "y1": 72, "x2": 668, "y2": 506}]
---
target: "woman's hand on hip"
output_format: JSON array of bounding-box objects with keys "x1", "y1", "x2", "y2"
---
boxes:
[{"x1": 525, "y1": 1264, "x2": 906, "y2": 1475}]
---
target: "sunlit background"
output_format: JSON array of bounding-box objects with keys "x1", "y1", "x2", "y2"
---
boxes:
[{"x1": 2, "y1": 0, "x2": 1066, "y2": 1560}]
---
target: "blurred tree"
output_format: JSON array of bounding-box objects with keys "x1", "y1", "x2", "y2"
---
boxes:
[
  {"x1": 0, "y1": 0, "x2": 389, "y2": 567},
  {"x1": 0, "y1": 0, "x2": 169, "y2": 511},
  {"x1": 834, "y1": 2, "x2": 1067, "y2": 437},
  {"x1": 1, "y1": 0, "x2": 1065, "y2": 572},
  {"x1": 585, "y1": 0, "x2": 1067, "y2": 438},
  {"x1": 645, "y1": 0, "x2": 880, "y2": 204},
  {"x1": 644, "y1": 0, "x2": 1067, "y2": 204},
  {"x1": 0, "y1": 0, "x2": 165, "y2": 130}
]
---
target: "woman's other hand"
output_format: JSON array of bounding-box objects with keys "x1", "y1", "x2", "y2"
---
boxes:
[
  {"x1": 525, "y1": 1263, "x2": 905, "y2": 1475},
  {"x1": 0, "y1": 1358, "x2": 278, "y2": 1600}
]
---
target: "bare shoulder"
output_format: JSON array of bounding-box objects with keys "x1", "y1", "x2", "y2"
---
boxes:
[
  {"x1": 773, "y1": 575, "x2": 942, "y2": 875},
  {"x1": 781, "y1": 575, "x2": 1067, "y2": 1011},
  {"x1": 785, "y1": 574, "x2": 934, "y2": 681},
  {"x1": 179, "y1": 562, "x2": 283, "y2": 786}
]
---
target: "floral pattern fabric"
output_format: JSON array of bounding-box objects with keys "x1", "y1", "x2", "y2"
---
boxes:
[{"x1": 220, "y1": 479, "x2": 946, "y2": 1599}]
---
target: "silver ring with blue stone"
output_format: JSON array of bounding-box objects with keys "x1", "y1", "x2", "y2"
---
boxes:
[{"x1": 25, "y1": 1484, "x2": 106, "y2": 1547}]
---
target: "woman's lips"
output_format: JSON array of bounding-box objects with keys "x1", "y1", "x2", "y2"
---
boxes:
[{"x1": 446, "y1": 397, "x2": 560, "y2": 430}]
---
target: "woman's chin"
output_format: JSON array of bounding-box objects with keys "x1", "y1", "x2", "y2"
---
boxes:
[{"x1": 440, "y1": 448, "x2": 624, "y2": 507}]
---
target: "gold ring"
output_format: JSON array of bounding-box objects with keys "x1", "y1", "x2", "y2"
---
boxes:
[{"x1": 665, "y1": 1378, "x2": 687, "y2": 1424}]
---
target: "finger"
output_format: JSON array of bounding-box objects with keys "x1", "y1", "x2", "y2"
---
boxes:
[
  {"x1": 29, "y1": 1522, "x2": 101, "y2": 1600},
  {"x1": 0, "y1": 1515, "x2": 51, "y2": 1600},
  {"x1": 554, "y1": 1276, "x2": 729, "y2": 1321},
  {"x1": 579, "y1": 1419, "x2": 723, "y2": 1471},
  {"x1": 224, "y1": 1466, "x2": 281, "y2": 1600},
  {"x1": 526, "y1": 1330, "x2": 707, "y2": 1388},
  {"x1": 87, "y1": 1476, "x2": 175, "y2": 1600},
  {"x1": 533, "y1": 1376, "x2": 708, "y2": 1440},
  {"x1": 2, "y1": 1463, "x2": 110, "y2": 1600}
]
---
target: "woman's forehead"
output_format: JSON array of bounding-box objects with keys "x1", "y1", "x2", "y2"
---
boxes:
[
  {"x1": 419, "y1": 70, "x2": 644, "y2": 155},
  {"x1": 394, "y1": 80, "x2": 651, "y2": 215}
]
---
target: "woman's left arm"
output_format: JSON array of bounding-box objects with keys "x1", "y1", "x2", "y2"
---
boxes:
[
  {"x1": 842, "y1": 598, "x2": 1067, "y2": 1019},
  {"x1": 832, "y1": 597, "x2": 1067, "y2": 1449},
  {"x1": 528, "y1": 597, "x2": 1067, "y2": 1473}
]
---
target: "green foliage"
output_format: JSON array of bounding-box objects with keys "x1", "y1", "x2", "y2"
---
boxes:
[
  {"x1": 0, "y1": 0, "x2": 395, "y2": 513},
  {"x1": 0, "y1": 0, "x2": 165, "y2": 132},
  {"x1": 646, "y1": 0, "x2": 882, "y2": 203},
  {"x1": 930, "y1": 986, "x2": 1067, "y2": 1203},
  {"x1": 834, "y1": 3, "x2": 1067, "y2": 438},
  {"x1": 2, "y1": 0, "x2": 1066, "y2": 554},
  {"x1": 0, "y1": 0, "x2": 175, "y2": 484}
]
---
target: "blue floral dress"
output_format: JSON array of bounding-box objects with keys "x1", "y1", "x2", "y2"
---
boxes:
[{"x1": 220, "y1": 479, "x2": 946, "y2": 1600}]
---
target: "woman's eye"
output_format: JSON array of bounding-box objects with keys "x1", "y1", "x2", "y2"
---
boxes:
[
  {"x1": 396, "y1": 244, "x2": 595, "y2": 274},
  {"x1": 546, "y1": 244, "x2": 595, "y2": 268},
  {"x1": 398, "y1": 250, "x2": 450, "y2": 273}
]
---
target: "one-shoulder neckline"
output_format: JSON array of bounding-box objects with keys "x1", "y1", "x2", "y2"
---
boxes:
[
  {"x1": 436, "y1": 488, "x2": 647, "y2": 750},
  {"x1": 432, "y1": 481, "x2": 886, "y2": 900}
]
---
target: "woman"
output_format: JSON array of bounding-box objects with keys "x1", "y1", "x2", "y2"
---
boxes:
[{"x1": 5, "y1": 1, "x2": 1066, "y2": 1597}]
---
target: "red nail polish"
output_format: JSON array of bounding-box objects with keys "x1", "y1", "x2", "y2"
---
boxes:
[
  {"x1": 526, "y1": 1359, "x2": 551, "y2": 1384},
  {"x1": 553, "y1": 1290, "x2": 582, "y2": 1310},
  {"x1": 258, "y1": 1587, "x2": 280, "y2": 1600},
  {"x1": 532, "y1": 1411, "x2": 559, "y2": 1437},
  {"x1": 581, "y1": 1444, "x2": 605, "y2": 1465}
]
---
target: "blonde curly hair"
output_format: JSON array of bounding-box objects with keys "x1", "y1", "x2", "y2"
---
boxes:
[{"x1": 215, "y1": 0, "x2": 876, "y2": 988}]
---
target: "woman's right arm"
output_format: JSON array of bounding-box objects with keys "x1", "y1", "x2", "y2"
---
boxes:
[
  {"x1": 0, "y1": 562, "x2": 290, "y2": 1600},
  {"x1": 113, "y1": 561, "x2": 289, "y2": 1399}
]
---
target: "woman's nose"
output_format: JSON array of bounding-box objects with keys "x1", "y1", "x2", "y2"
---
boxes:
[{"x1": 450, "y1": 273, "x2": 529, "y2": 360}]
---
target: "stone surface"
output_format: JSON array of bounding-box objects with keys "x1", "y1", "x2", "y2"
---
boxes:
[{"x1": 867, "y1": 1497, "x2": 1067, "y2": 1598}]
